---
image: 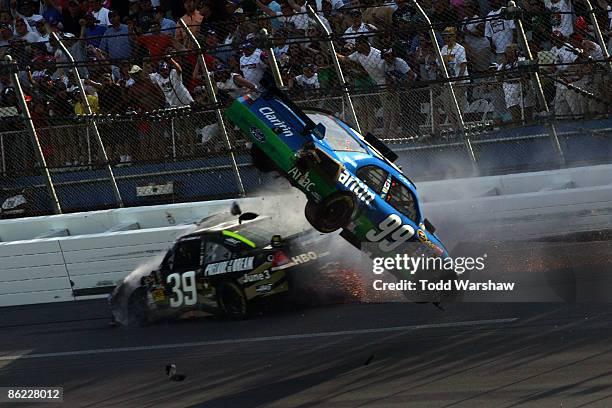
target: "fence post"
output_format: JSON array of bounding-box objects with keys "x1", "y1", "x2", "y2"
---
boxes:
[
  {"x1": 582, "y1": 0, "x2": 612, "y2": 71},
  {"x1": 411, "y1": 0, "x2": 478, "y2": 171},
  {"x1": 52, "y1": 33, "x2": 124, "y2": 207},
  {"x1": 0, "y1": 133, "x2": 5, "y2": 175},
  {"x1": 509, "y1": 2, "x2": 565, "y2": 165},
  {"x1": 179, "y1": 19, "x2": 246, "y2": 197},
  {"x1": 260, "y1": 28, "x2": 285, "y2": 89},
  {"x1": 306, "y1": 5, "x2": 362, "y2": 135},
  {"x1": 5, "y1": 55, "x2": 62, "y2": 214}
]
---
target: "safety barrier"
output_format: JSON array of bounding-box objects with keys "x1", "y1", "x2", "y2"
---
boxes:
[{"x1": 1, "y1": 164, "x2": 611, "y2": 307}]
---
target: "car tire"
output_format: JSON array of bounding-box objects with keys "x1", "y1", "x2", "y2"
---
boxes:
[
  {"x1": 127, "y1": 288, "x2": 150, "y2": 327},
  {"x1": 217, "y1": 281, "x2": 249, "y2": 320},
  {"x1": 250, "y1": 145, "x2": 274, "y2": 173},
  {"x1": 305, "y1": 192, "x2": 355, "y2": 233}
]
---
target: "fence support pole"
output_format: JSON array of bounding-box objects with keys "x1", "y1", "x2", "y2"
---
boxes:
[
  {"x1": 179, "y1": 19, "x2": 245, "y2": 197},
  {"x1": 259, "y1": 28, "x2": 285, "y2": 89},
  {"x1": 306, "y1": 5, "x2": 362, "y2": 135},
  {"x1": 411, "y1": 0, "x2": 477, "y2": 171},
  {"x1": 5, "y1": 55, "x2": 62, "y2": 214},
  {"x1": 509, "y1": 3, "x2": 565, "y2": 165},
  {"x1": 52, "y1": 33, "x2": 124, "y2": 207},
  {"x1": 582, "y1": 0, "x2": 612, "y2": 71}
]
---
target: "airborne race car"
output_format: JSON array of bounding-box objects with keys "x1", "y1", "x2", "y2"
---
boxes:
[
  {"x1": 109, "y1": 205, "x2": 346, "y2": 325},
  {"x1": 226, "y1": 90, "x2": 450, "y2": 274}
]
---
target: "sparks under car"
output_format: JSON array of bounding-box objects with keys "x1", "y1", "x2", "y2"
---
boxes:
[
  {"x1": 226, "y1": 89, "x2": 449, "y2": 270},
  {"x1": 109, "y1": 205, "x2": 340, "y2": 325}
]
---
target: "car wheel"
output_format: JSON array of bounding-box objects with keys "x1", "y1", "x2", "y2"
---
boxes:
[
  {"x1": 305, "y1": 192, "x2": 355, "y2": 233},
  {"x1": 250, "y1": 145, "x2": 274, "y2": 173},
  {"x1": 127, "y1": 288, "x2": 150, "y2": 327},
  {"x1": 217, "y1": 281, "x2": 248, "y2": 320}
]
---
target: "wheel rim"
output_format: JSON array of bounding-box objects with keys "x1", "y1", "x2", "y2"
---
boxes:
[{"x1": 323, "y1": 196, "x2": 352, "y2": 228}]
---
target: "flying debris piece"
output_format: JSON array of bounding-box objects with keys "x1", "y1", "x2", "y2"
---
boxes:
[
  {"x1": 363, "y1": 354, "x2": 375, "y2": 366},
  {"x1": 165, "y1": 364, "x2": 186, "y2": 382}
]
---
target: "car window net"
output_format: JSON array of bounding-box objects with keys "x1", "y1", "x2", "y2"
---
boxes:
[{"x1": 386, "y1": 178, "x2": 418, "y2": 222}]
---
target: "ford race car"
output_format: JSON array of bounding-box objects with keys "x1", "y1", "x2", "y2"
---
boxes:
[
  {"x1": 226, "y1": 90, "x2": 449, "y2": 275},
  {"x1": 109, "y1": 204, "x2": 344, "y2": 325}
]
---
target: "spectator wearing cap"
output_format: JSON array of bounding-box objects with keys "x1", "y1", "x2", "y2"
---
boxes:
[
  {"x1": 62, "y1": 0, "x2": 86, "y2": 37},
  {"x1": 153, "y1": 6, "x2": 176, "y2": 36},
  {"x1": 485, "y1": 0, "x2": 516, "y2": 63},
  {"x1": 438, "y1": 27, "x2": 468, "y2": 131},
  {"x1": 176, "y1": 0, "x2": 203, "y2": 47},
  {"x1": 343, "y1": 9, "x2": 377, "y2": 45},
  {"x1": 89, "y1": 0, "x2": 111, "y2": 27},
  {"x1": 545, "y1": 0, "x2": 574, "y2": 38},
  {"x1": 289, "y1": 64, "x2": 321, "y2": 99},
  {"x1": 149, "y1": 58, "x2": 194, "y2": 108},
  {"x1": 239, "y1": 41, "x2": 268, "y2": 88},
  {"x1": 80, "y1": 12, "x2": 106, "y2": 48},
  {"x1": 125, "y1": 64, "x2": 166, "y2": 161},
  {"x1": 381, "y1": 47, "x2": 416, "y2": 135}
]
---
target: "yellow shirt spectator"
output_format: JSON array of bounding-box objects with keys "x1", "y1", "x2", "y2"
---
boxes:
[{"x1": 74, "y1": 95, "x2": 100, "y2": 115}]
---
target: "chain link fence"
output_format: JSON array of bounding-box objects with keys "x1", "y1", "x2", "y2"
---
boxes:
[{"x1": 0, "y1": 0, "x2": 610, "y2": 218}]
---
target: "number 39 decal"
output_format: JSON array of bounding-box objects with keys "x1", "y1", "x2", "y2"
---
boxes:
[
  {"x1": 167, "y1": 271, "x2": 197, "y2": 308},
  {"x1": 365, "y1": 214, "x2": 415, "y2": 252}
]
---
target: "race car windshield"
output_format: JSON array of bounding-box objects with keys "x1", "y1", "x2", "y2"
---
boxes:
[{"x1": 306, "y1": 112, "x2": 367, "y2": 153}]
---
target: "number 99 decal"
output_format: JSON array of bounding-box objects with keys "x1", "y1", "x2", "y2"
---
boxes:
[
  {"x1": 365, "y1": 214, "x2": 416, "y2": 252},
  {"x1": 167, "y1": 271, "x2": 197, "y2": 308}
]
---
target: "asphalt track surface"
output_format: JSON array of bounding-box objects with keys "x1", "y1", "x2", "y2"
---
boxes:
[{"x1": 1, "y1": 239, "x2": 611, "y2": 408}]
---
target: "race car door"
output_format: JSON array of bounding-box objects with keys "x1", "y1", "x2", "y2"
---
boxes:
[{"x1": 165, "y1": 236, "x2": 203, "y2": 309}]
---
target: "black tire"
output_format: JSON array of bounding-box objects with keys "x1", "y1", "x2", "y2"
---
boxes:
[
  {"x1": 127, "y1": 288, "x2": 150, "y2": 327},
  {"x1": 250, "y1": 145, "x2": 274, "y2": 173},
  {"x1": 305, "y1": 192, "x2": 355, "y2": 233},
  {"x1": 217, "y1": 281, "x2": 249, "y2": 320}
]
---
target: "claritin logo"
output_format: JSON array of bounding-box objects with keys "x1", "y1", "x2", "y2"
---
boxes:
[{"x1": 259, "y1": 107, "x2": 293, "y2": 137}]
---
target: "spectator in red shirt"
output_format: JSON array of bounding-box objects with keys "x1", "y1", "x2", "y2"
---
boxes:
[{"x1": 134, "y1": 19, "x2": 178, "y2": 62}]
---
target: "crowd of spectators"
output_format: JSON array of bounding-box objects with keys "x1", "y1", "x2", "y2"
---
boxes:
[{"x1": 0, "y1": 0, "x2": 610, "y2": 169}]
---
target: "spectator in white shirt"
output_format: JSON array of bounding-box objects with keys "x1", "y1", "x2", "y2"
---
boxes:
[
  {"x1": 497, "y1": 43, "x2": 534, "y2": 122},
  {"x1": 484, "y1": 0, "x2": 516, "y2": 63},
  {"x1": 544, "y1": 0, "x2": 573, "y2": 38},
  {"x1": 239, "y1": 41, "x2": 268, "y2": 88},
  {"x1": 89, "y1": 0, "x2": 110, "y2": 27},
  {"x1": 343, "y1": 9, "x2": 377, "y2": 45},
  {"x1": 256, "y1": 0, "x2": 310, "y2": 33},
  {"x1": 337, "y1": 37, "x2": 385, "y2": 132},
  {"x1": 549, "y1": 31, "x2": 582, "y2": 116},
  {"x1": 290, "y1": 64, "x2": 321, "y2": 98},
  {"x1": 149, "y1": 59, "x2": 194, "y2": 108},
  {"x1": 213, "y1": 64, "x2": 258, "y2": 100},
  {"x1": 437, "y1": 27, "x2": 468, "y2": 132}
]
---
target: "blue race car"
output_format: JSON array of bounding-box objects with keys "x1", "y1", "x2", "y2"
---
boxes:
[{"x1": 226, "y1": 89, "x2": 448, "y2": 268}]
